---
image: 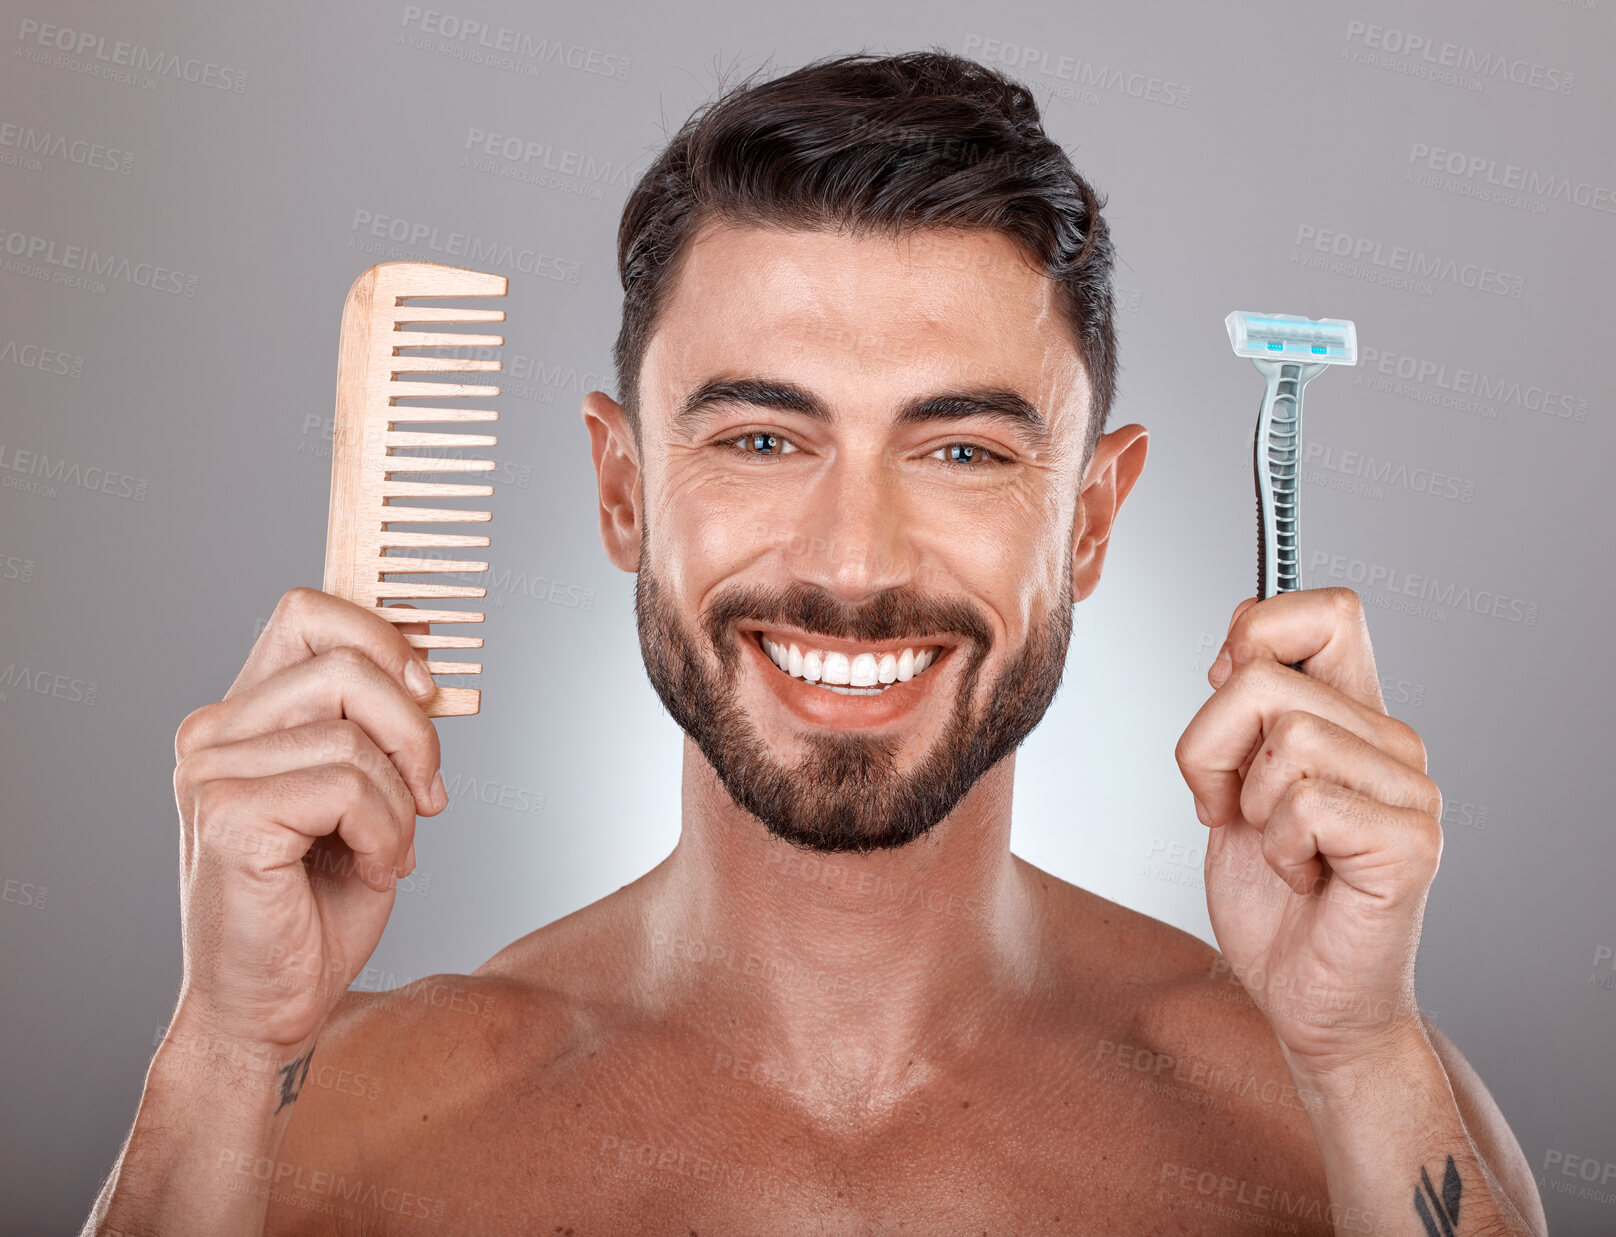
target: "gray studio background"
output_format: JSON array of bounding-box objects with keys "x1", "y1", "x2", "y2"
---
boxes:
[{"x1": 1, "y1": 0, "x2": 1611, "y2": 1231}]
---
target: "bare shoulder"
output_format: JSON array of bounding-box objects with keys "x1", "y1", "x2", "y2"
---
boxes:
[
  {"x1": 1017, "y1": 853, "x2": 1249, "y2": 1003},
  {"x1": 261, "y1": 971, "x2": 556, "y2": 1235},
  {"x1": 1015, "y1": 854, "x2": 1303, "y2": 1089},
  {"x1": 265, "y1": 891, "x2": 646, "y2": 1234}
]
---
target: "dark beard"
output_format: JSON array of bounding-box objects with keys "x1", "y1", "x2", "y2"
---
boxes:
[{"x1": 634, "y1": 536, "x2": 1074, "y2": 854}]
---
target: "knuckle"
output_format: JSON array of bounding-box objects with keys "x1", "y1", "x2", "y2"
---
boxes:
[
  {"x1": 1226, "y1": 657, "x2": 1270, "y2": 694},
  {"x1": 1409, "y1": 813, "x2": 1444, "y2": 866},
  {"x1": 321, "y1": 644, "x2": 377, "y2": 688},
  {"x1": 1397, "y1": 721, "x2": 1428, "y2": 771},
  {"x1": 1417, "y1": 776, "x2": 1443, "y2": 821},
  {"x1": 192, "y1": 777, "x2": 244, "y2": 828},
  {"x1": 411, "y1": 712, "x2": 442, "y2": 766},
  {"x1": 174, "y1": 703, "x2": 218, "y2": 759},
  {"x1": 1281, "y1": 775, "x2": 1323, "y2": 813},
  {"x1": 1325, "y1": 586, "x2": 1364, "y2": 622},
  {"x1": 1173, "y1": 733, "x2": 1192, "y2": 772},
  {"x1": 173, "y1": 752, "x2": 200, "y2": 800},
  {"x1": 278, "y1": 585, "x2": 323, "y2": 620},
  {"x1": 325, "y1": 643, "x2": 369, "y2": 668},
  {"x1": 1271, "y1": 709, "x2": 1322, "y2": 749},
  {"x1": 324, "y1": 761, "x2": 372, "y2": 799},
  {"x1": 315, "y1": 718, "x2": 367, "y2": 766}
]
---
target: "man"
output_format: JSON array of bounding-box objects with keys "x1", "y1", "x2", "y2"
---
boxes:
[{"x1": 86, "y1": 51, "x2": 1545, "y2": 1235}]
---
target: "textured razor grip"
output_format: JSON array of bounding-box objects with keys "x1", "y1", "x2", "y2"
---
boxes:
[{"x1": 1253, "y1": 359, "x2": 1321, "y2": 673}]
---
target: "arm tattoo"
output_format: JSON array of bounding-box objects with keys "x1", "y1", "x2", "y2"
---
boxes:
[
  {"x1": 1413, "y1": 1154, "x2": 1462, "y2": 1236},
  {"x1": 275, "y1": 1042, "x2": 315, "y2": 1114}
]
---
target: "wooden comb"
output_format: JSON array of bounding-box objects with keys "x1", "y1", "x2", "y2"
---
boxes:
[{"x1": 322, "y1": 261, "x2": 508, "y2": 717}]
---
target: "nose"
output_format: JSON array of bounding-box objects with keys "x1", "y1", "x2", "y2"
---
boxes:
[{"x1": 785, "y1": 451, "x2": 916, "y2": 603}]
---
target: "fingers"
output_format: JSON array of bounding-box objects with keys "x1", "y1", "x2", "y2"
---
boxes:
[
  {"x1": 1237, "y1": 710, "x2": 1441, "y2": 833},
  {"x1": 1176, "y1": 658, "x2": 1426, "y2": 827},
  {"x1": 1260, "y1": 777, "x2": 1443, "y2": 904},
  {"x1": 227, "y1": 587, "x2": 437, "y2": 710},
  {"x1": 176, "y1": 645, "x2": 444, "y2": 816},
  {"x1": 1211, "y1": 588, "x2": 1384, "y2": 714},
  {"x1": 175, "y1": 719, "x2": 418, "y2": 858},
  {"x1": 187, "y1": 764, "x2": 408, "y2": 895}
]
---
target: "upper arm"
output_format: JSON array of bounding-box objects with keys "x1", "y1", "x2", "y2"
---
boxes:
[{"x1": 1425, "y1": 1021, "x2": 1548, "y2": 1236}]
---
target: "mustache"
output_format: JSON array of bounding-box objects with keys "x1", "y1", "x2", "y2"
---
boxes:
[{"x1": 701, "y1": 582, "x2": 995, "y2": 663}]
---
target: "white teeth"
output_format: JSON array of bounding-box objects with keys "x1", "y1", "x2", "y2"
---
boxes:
[
  {"x1": 822, "y1": 651, "x2": 851, "y2": 685},
  {"x1": 850, "y1": 653, "x2": 878, "y2": 687},
  {"x1": 758, "y1": 634, "x2": 943, "y2": 693}
]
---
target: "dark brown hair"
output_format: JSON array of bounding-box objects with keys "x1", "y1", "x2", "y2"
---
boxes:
[{"x1": 612, "y1": 48, "x2": 1118, "y2": 467}]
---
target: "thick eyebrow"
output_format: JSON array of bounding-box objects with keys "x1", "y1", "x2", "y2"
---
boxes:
[{"x1": 673, "y1": 376, "x2": 1049, "y2": 443}]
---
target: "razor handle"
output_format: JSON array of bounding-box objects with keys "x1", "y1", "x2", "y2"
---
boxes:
[{"x1": 1252, "y1": 359, "x2": 1326, "y2": 672}]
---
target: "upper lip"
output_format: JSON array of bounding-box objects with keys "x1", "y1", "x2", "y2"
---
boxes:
[{"x1": 742, "y1": 625, "x2": 958, "y2": 660}]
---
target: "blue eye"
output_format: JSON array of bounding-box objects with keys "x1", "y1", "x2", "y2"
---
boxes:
[
  {"x1": 727, "y1": 431, "x2": 794, "y2": 456},
  {"x1": 934, "y1": 442, "x2": 1003, "y2": 466}
]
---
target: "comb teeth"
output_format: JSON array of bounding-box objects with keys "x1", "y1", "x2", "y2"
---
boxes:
[
  {"x1": 322, "y1": 261, "x2": 507, "y2": 718},
  {"x1": 393, "y1": 330, "x2": 504, "y2": 350}
]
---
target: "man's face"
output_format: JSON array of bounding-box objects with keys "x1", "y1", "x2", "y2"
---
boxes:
[{"x1": 630, "y1": 223, "x2": 1095, "y2": 853}]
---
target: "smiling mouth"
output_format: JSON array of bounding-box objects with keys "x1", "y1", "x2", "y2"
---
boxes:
[{"x1": 754, "y1": 632, "x2": 947, "y2": 696}]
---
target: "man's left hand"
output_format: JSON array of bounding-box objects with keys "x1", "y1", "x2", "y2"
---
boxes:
[{"x1": 1174, "y1": 587, "x2": 1444, "y2": 1082}]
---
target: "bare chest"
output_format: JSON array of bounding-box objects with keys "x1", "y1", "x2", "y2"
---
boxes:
[{"x1": 350, "y1": 1039, "x2": 1341, "y2": 1237}]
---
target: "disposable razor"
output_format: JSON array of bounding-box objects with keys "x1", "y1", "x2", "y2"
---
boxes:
[{"x1": 1224, "y1": 311, "x2": 1359, "y2": 604}]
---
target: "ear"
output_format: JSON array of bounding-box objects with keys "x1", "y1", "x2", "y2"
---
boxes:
[
  {"x1": 581, "y1": 390, "x2": 643, "y2": 573},
  {"x1": 1070, "y1": 423, "x2": 1149, "y2": 603}
]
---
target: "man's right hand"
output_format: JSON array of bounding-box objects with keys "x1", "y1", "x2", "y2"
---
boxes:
[{"x1": 168, "y1": 586, "x2": 448, "y2": 1052}]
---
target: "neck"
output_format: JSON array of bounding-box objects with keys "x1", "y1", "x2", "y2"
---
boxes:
[{"x1": 641, "y1": 736, "x2": 1042, "y2": 1107}]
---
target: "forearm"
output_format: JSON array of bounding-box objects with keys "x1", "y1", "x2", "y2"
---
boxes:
[
  {"x1": 82, "y1": 1013, "x2": 318, "y2": 1237},
  {"x1": 1289, "y1": 1026, "x2": 1542, "y2": 1237}
]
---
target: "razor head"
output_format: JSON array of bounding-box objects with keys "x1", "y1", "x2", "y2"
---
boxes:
[{"x1": 1225, "y1": 311, "x2": 1358, "y2": 365}]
